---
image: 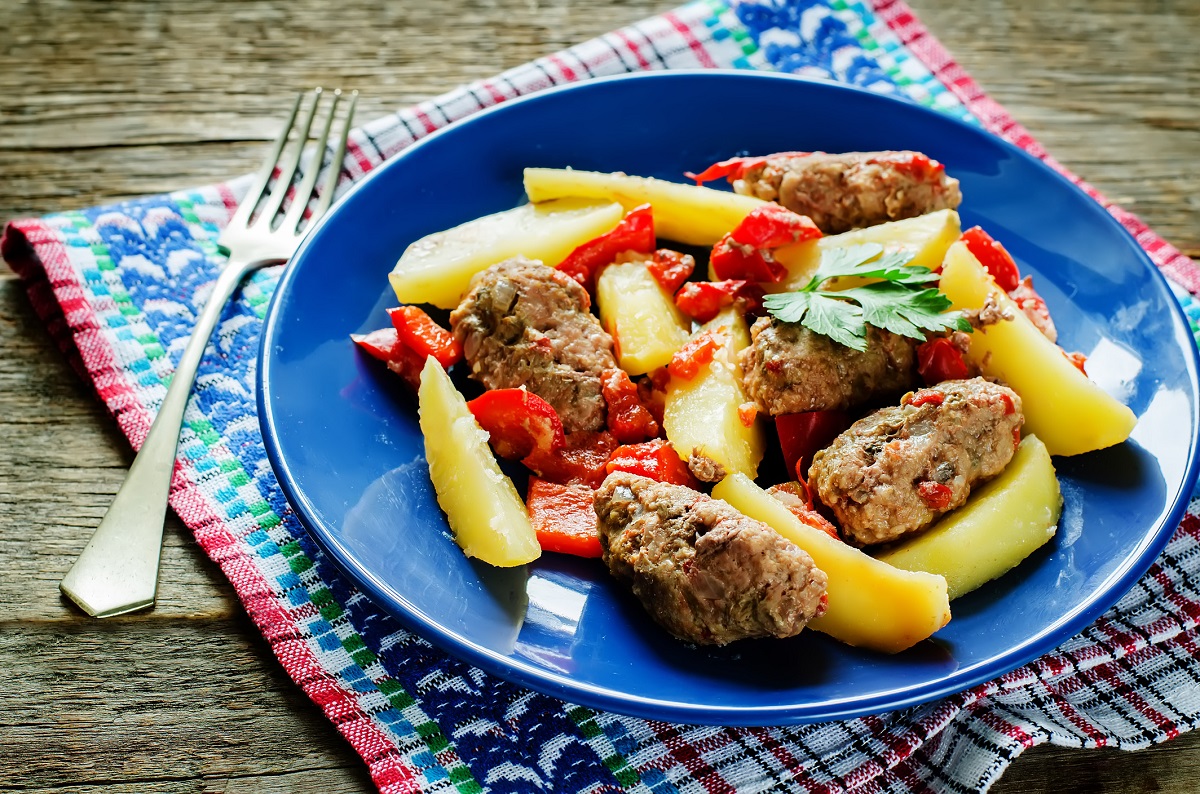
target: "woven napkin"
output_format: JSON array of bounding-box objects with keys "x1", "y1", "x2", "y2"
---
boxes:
[{"x1": 7, "y1": 1, "x2": 1200, "y2": 791}]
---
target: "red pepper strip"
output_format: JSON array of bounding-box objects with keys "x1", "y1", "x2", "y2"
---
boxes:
[
  {"x1": 388, "y1": 305, "x2": 462, "y2": 368},
  {"x1": 709, "y1": 238, "x2": 789, "y2": 282},
  {"x1": 557, "y1": 203, "x2": 655, "y2": 290},
  {"x1": 684, "y1": 151, "x2": 811, "y2": 185},
  {"x1": 525, "y1": 430, "x2": 617, "y2": 489},
  {"x1": 1009, "y1": 275, "x2": 1058, "y2": 341},
  {"x1": 674, "y1": 279, "x2": 765, "y2": 323},
  {"x1": 729, "y1": 205, "x2": 822, "y2": 249},
  {"x1": 917, "y1": 480, "x2": 954, "y2": 511},
  {"x1": 905, "y1": 389, "x2": 945, "y2": 408},
  {"x1": 351, "y1": 327, "x2": 425, "y2": 391},
  {"x1": 916, "y1": 337, "x2": 971, "y2": 385},
  {"x1": 775, "y1": 410, "x2": 852, "y2": 481},
  {"x1": 767, "y1": 481, "x2": 840, "y2": 541},
  {"x1": 636, "y1": 369, "x2": 670, "y2": 426},
  {"x1": 667, "y1": 327, "x2": 725, "y2": 380},
  {"x1": 1064, "y1": 350, "x2": 1088, "y2": 375},
  {"x1": 645, "y1": 248, "x2": 696, "y2": 294},
  {"x1": 870, "y1": 152, "x2": 945, "y2": 180},
  {"x1": 960, "y1": 226, "x2": 1020, "y2": 292},
  {"x1": 600, "y1": 369, "x2": 660, "y2": 443},
  {"x1": 526, "y1": 477, "x2": 603, "y2": 558},
  {"x1": 605, "y1": 439, "x2": 698, "y2": 488},
  {"x1": 466, "y1": 388, "x2": 565, "y2": 460}
]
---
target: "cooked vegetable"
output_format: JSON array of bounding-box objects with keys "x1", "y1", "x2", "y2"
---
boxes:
[
  {"x1": 600, "y1": 368, "x2": 659, "y2": 443},
  {"x1": 645, "y1": 248, "x2": 696, "y2": 294},
  {"x1": 876, "y1": 435, "x2": 1062, "y2": 599},
  {"x1": 709, "y1": 205, "x2": 823, "y2": 282},
  {"x1": 959, "y1": 226, "x2": 1020, "y2": 292},
  {"x1": 596, "y1": 258, "x2": 690, "y2": 375},
  {"x1": 417, "y1": 358, "x2": 540, "y2": 567},
  {"x1": 390, "y1": 198, "x2": 624, "y2": 309},
  {"x1": 557, "y1": 203, "x2": 655, "y2": 290},
  {"x1": 663, "y1": 310, "x2": 765, "y2": 480},
  {"x1": 526, "y1": 477, "x2": 602, "y2": 558},
  {"x1": 713, "y1": 472, "x2": 952, "y2": 653},
  {"x1": 388, "y1": 306, "x2": 462, "y2": 368},
  {"x1": 938, "y1": 240, "x2": 1137, "y2": 456},
  {"x1": 675, "y1": 279, "x2": 765, "y2": 323},
  {"x1": 605, "y1": 438, "x2": 698, "y2": 487},
  {"x1": 523, "y1": 167, "x2": 766, "y2": 246},
  {"x1": 916, "y1": 336, "x2": 972, "y2": 384},
  {"x1": 775, "y1": 409, "x2": 851, "y2": 479},
  {"x1": 466, "y1": 388, "x2": 565, "y2": 459},
  {"x1": 351, "y1": 327, "x2": 425, "y2": 390}
]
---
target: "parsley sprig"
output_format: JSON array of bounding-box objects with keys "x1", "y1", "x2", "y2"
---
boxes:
[{"x1": 761, "y1": 244, "x2": 971, "y2": 352}]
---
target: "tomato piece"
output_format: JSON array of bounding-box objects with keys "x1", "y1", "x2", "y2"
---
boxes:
[
  {"x1": 667, "y1": 327, "x2": 724, "y2": 380},
  {"x1": 737, "y1": 402, "x2": 758, "y2": 428},
  {"x1": 917, "y1": 480, "x2": 954, "y2": 510},
  {"x1": 557, "y1": 203, "x2": 655, "y2": 290},
  {"x1": 526, "y1": 477, "x2": 602, "y2": 558},
  {"x1": 388, "y1": 305, "x2": 462, "y2": 368},
  {"x1": 466, "y1": 388, "x2": 566, "y2": 460},
  {"x1": 351, "y1": 327, "x2": 425, "y2": 390},
  {"x1": 601, "y1": 368, "x2": 660, "y2": 443},
  {"x1": 605, "y1": 439, "x2": 698, "y2": 488},
  {"x1": 674, "y1": 279, "x2": 765, "y2": 323},
  {"x1": 916, "y1": 337, "x2": 971, "y2": 385},
  {"x1": 775, "y1": 410, "x2": 852, "y2": 480},
  {"x1": 767, "y1": 481, "x2": 840, "y2": 541},
  {"x1": 960, "y1": 226, "x2": 1020, "y2": 292},
  {"x1": 645, "y1": 248, "x2": 696, "y2": 294},
  {"x1": 684, "y1": 151, "x2": 810, "y2": 184},
  {"x1": 525, "y1": 430, "x2": 617, "y2": 489},
  {"x1": 729, "y1": 205, "x2": 822, "y2": 249}
]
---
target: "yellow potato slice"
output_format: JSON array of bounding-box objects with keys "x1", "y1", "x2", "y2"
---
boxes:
[
  {"x1": 389, "y1": 198, "x2": 623, "y2": 309},
  {"x1": 663, "y1": 309, "x2": 765, "y2": 479},
  {"x1": 876, "y1": 435, "x2": 1063, "y2": 600},
  {"x1": 417, "y1": 358, "x2": 540, "y2": 567},
  {"x1": 524, "y1": 167, "x2": 766, "y2": 247},
  {"x1": 713, "y1": 473, "x2": 951, "y2": 653},
  {"x1": 596, "y1": 259, "x2": 689, "y2": 375},
  {"x1": 938, "y1": 240, "x2": 1137, "y2": 456}
]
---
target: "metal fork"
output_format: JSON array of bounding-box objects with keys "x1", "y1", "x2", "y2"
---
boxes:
[{"x1": 60, "y1": 88, "x2": 357, "y2": 618}]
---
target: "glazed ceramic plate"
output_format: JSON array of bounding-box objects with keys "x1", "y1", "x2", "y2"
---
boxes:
[{"x1": 258, "y1": 71, "x2": 1200, "y2": 725}]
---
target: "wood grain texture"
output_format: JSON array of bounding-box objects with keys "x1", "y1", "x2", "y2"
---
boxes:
[{"x1": 1, "y1": 0, "x2": 1197, "y2": 791}]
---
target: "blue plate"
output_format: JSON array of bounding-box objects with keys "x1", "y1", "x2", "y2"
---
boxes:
[{"x1": 258, "y1": 71, "x2": 1200, "y2": 725}]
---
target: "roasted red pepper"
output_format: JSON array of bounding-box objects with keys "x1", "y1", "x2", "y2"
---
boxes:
[
  {"x1": 388, "y1": 305, "x2": 462, "y2": 368},
  {"x1": 605, "y1": 439, "x2": 698, "y2": 488},
  {"x1": 526, "y1": 477, "x2": 603, "y2": 558},
  {"x1": 709, "y1": 238, "x2": 788, "y2": 282},
  {"x1": 645, "y1": 248, "x2": 695, "y2": 294},
  {"x1": 775, "y1": 410, "x2": 852, "y2": 480},
  {"x1": 557, "y1": 203, "x2": 655, "y2": 290},
  {"x1": 1009, "y1": 275, "x2": 1058, "y2": 341},
  {"x1": 916, "y1": 337, "x2": 971, "y2": 385},
  {"x1": 351, "y1": 327, "x2": 425, "y2": 390},
  {"x1": 684, "y1": 151, "x2": 810, "y2": 185},
  {"x1": 667, "y1": 327, "x2": 725, "y2": 380},
  {"x1": 466, "y1": 388, "x2": 565, "y2": 460},
  {"x1": 729, "y1": 204, "x2": 822, "y2": 248},
  {"x1": 768, "y1": 481, "x2": 840, "y2": 541},
  {"x1": 878, "y1": 152, "x2": 945, "y2": 180},
  {"x1": 1064, "y1": 350, "x2": 1088, "y2": 375},
  {"x1": 601, "y1": 368, "x2": 660, "y2": 443},
  {"x1": 960, "y1": 226, "x2": 1020, "y2": 292},
  {"x1": 525, "y1": 430, "x2": 617, "y2": 489},
  {"x1": 905, "y1": 389, "x2": 945, "y2": 408},
  {"x1": 917, "y1": 480, "x2": 954, "y2": 510},
  {"x1": 674, "y1": 279, "x2": 765, "y2": 323}
]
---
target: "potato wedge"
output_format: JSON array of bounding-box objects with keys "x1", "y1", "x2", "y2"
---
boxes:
[
  {"x1": 876, "y1": 435, "x2": 1062, "y2": 600},
  {"x1": 524, "y1": 167, "x2": 766, "y2": 247},
  {"x1": 596, "y1": 259, "x2": 689, "y2": 375},
  {"x1": 663, "y1": 309, "x2": 765, "y2": 479},
  {"x1": 939, "y1": 240, "x2": 1137, "y2": 456},
  {"x1": 713, "y1": 473, "x2": 951, "y2": 653},
  {"x1": 417, "y1": 357, "x2": 540, "y2": 567},
  {"x1": 390, "y1": 198, "x2": 623, "y2": 309}
]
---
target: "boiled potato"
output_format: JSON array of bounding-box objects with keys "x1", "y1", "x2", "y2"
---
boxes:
[
  {"x1": 389, "y1": 198, "x2": 623, "y2": 309},
  {"x1": 876, "y1": 435, "x2": 1062, "y2": 600},
  {"x1": 764, "y1": 209, "x2": 962, "y2": 290},
  {"x1": 524, "y1": 167, "x2": 766, "y2": 247},
  {"x1": 713, "y1": 473, "x2": 951, "y2": 653},
  {"x1": 596, "y1": 259, "x2": 689, "y2": 375},
  {"x1": 663, "y1": 309, "x2": 765, "y2": 479},
  {"x1": 939, "y1": 240, "x2": 1137, "y2": 456},
  {"x1": 417, "y1": 358, "x2": 541, "y2": 567}
]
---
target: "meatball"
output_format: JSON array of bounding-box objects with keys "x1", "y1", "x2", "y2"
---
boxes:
[
  {"x1": 734, "y1": 151, "x2": 962, "y2": 234},
  {"x1": 739, "y1": 316, "x2": 918, "y2": 415},
  {"x1": 808, "y1": 378, "x2": 1024, "y2": 546},
  {"x1": 449, "y1": 257, "x2": 616, "y2": 433},
  {"x1": 594, "y1": 472, "x2": 828, "y2": 645}
]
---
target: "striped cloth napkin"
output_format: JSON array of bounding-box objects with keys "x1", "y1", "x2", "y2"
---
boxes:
[{"x1": 6, "y1": 1, "x2": 1200, "y2": 791}]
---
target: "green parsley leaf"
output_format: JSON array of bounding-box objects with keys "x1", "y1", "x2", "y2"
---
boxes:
[{"x1": 763, "y1": 243, "x2": 970, "y2": 350}]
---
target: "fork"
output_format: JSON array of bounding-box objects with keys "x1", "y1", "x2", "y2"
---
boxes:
[{"x1": 60, "y1": 88, "x2": 357, "y2": 618}]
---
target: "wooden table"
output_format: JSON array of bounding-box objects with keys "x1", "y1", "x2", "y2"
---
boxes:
[{"x1": 2, "y1": 1, "x2": 1197, "y2": 790}]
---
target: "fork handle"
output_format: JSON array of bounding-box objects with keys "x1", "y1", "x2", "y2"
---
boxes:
[{"x1": 60, "y1": 255, "x2": 279, "y2": 617}]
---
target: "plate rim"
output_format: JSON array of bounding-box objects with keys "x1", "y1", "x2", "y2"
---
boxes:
[{"x1": 258, "y1": 69, "x2": 1200, "y2": 725}]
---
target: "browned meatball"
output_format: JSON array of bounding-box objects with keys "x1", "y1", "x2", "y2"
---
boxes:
[
  {"x1": 449, "y1": 257, "x2": 616, "y2": 433},
  {"x1": 808, "y1": 378, "x2": 1023, "y2": 546},
  {"x1": 739, "y1": 316, "x2": 918, "y2": 415},
  {"x1": 594, "y1": 472, "x2": 827, "y2": 645},
  {"x1": 734, "y1": 151, "x2": 962, "y2": 234}
]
